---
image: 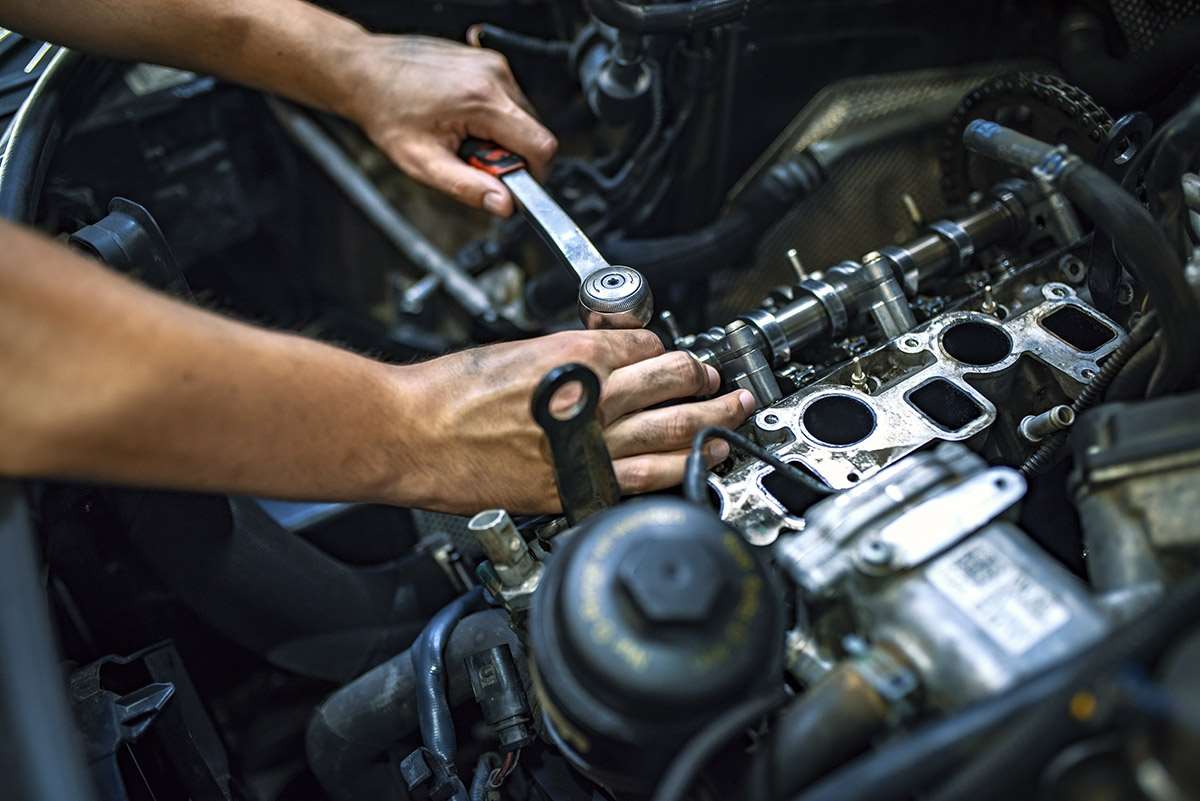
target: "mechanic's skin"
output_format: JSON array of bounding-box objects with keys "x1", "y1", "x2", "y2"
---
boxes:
[{"x1": 0, "y1": 1, "x2": 755, "y2": 514}]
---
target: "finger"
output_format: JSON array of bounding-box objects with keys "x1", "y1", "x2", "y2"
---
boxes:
[
  {"x1": 614, "y1": 440, "x2": 732, "y2": 497},
  {"x1": 394, "y1": 139, "x2": 515, "y2": 216},
  {"x1": 468, "y1": 101, "x2": 557, "y2": 179},
  {"x1": 590, "y1": 329, "x2": 666, "y2": 370},
  {"x1": 606, "y1": 391, "x2": 755, "y2": 459},
  {"x1": 601, "y1": 351, "x2": 720, "y2": 422}
]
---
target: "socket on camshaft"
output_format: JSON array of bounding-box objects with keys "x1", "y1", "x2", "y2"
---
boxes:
[{"x1": 578, "y1": 265, "x2": 654, "y2": 330}]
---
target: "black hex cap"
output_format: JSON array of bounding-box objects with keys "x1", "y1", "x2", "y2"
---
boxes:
[{"x1": 533, "y1": 498, "x2": 780, "y2": 723}]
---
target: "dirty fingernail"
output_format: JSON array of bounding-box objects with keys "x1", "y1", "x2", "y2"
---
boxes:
[
  {"x1": 704, "y1": 365, "x2": 721, "y2": 393},
  {"x1": 706, "y1": 440, "x2": 731, "y2": 463},
  {"x1": 737, "y1": 390, "x2": 758, "y2": 415},
  {"x1": 482, "y1": 191, "x2": 507, "y2": 216}
]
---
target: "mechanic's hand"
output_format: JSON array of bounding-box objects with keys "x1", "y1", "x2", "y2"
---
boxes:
[
  {"x1": 338, "y1": 34, "x2": 556, "y2": 217},
  {"x1": 400, "y1": 330, "x2": 756, "y2": 515}
]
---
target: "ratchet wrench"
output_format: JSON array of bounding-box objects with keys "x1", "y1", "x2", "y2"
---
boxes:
[{"x1": 459, "y1": 138, "x2": 653, "y2": 329}]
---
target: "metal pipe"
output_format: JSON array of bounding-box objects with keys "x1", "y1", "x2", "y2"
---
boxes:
[
  {"x1": 1019, "y1": 405, "x2": 1075, "y2": 443},
  {"x1": 266, "y1": 98, "x2": 497, "y2": 321}
]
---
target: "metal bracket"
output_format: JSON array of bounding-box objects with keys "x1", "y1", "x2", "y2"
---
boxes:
[{"x1": 532, "y1": 363, "x2": 621, "y2": 526}]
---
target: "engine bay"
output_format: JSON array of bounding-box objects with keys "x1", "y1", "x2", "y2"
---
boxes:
[{"x1": 4, "y1": 2, "x2": 1200, "y2": 800}]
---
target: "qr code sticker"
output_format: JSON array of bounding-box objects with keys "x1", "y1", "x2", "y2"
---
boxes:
[{"x1": 928, "y1": 539, "x2": 1070, "y2": 655}]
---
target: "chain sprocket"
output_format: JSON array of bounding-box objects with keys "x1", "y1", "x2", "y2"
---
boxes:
[{"x1": 940, "y1": 72, "x2": 1113, "y2": 205}]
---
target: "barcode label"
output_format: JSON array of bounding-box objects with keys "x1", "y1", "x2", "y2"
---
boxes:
[{"x1": 927, "y1": 539, "x2": 1070, "y2": 655}]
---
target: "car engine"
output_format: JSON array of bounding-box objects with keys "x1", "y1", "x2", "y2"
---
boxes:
[{"x1": 4, "y1": 2, "x2": 1200, "y2": 801}]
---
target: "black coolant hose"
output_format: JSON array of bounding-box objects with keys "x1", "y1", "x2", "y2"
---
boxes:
[
  {"x1": 469, "y1": 23, "x2": 570, "y2": 60},
  {"x1": 1060, "y1": 165, "x2": 1199, "y2": 394},
  {"x1": 110, "y1": 491, "x2": 455, "y2": 683},
  {"x1": 413, "y1": 586, "x2": 488, "y2": 791},
  {"x1": 964, "y1": 122, "x2": 1200, "y2": 394},
  {"x1": 789, "y1": 571, "x2": 1200, "y2": 801},
  {"x1": 586, "y1": 0, "x2": 772, "y2": 34},
  {"x1": 750, "y1": 665, "x2": 891, "y2": 801},
  {"x1": 306, "y1": 609, "x2": 524, "y2": 801},
  {"x1": 1060, "y1": 11, "x2": 1200, "y2": 114},
  {"x1": 1144, "y1": 94, "x2": 1200, "y2": 259}
]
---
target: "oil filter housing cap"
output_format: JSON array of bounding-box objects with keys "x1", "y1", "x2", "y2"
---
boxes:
[{"x1": 529, "y1": 497, "x2": 783, "y2": 791}]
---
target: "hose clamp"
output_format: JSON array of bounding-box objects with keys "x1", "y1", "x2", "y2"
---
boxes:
[
  {"x1": 1031, "y1": 144, "x2": 1083, "y2": 187},
  {"x1": 799, "y1": 277, "x2": 848, "y2": 338},
  {"x1": 928, "y1": 220, "x2": 975, "y2": 272}
]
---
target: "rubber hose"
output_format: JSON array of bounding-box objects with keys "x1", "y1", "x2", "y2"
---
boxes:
[
  {"x1": 1144, "y1": 94, "x2": 1200, "y2": 259},
  {"x1": 651, "y1": 688, "x2": 789, "y2": 801},
  {"x1": 923, "y1": 697, "x2": 1087, "y2": 801},
  {"x1": 110, "y1": 490, "x2": 455, "y2": 682},
  {"x1": 1060, "y1": 164, "x2": 1200, "y2": 394},
  {"x1": 306, "y1": 609, "x2": 524, "y2": 801},
  {"x1": 1059, "y1": 11, "x2": 1200, "y2": 114},
  {"x1": 586, "y1": 0, "x2": 772, "y2": 33},
  {"x1": 472, "y1": 24, "x2": 570, "y2": 60},
  {"x1": 1104, "y1": 334, "x2": 1161, "y2": 402},
  {"x1": 789, "y1": 571, "x2": 1200, "y2": 801},
  {"x1": 414, "y1": 587, "x2": 488, "y2": 772},
  {"x1": 0, "y1": 47, "x2": 82, "y2": 222},
  {"x1": 753, "y1": 665, "x2": 890, "y2": 800},
  {"x1": 470, "y1": 753, "x2": 501, "y2": 801}
]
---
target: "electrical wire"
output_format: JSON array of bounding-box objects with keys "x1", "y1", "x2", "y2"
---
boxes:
[
  {"x1": 651, "y1": 688, "x2": 790, "y2": 801},
  {"x1": 470, "y1": 753, "x2": 501, "y2": 801},
  {"x1": 684, "y1": 426, "x2": 833, "y2": 507}
]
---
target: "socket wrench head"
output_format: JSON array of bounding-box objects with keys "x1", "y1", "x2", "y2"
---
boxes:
[{"x1": 578, "y1": 265, "x2": 654, "y2": 329}]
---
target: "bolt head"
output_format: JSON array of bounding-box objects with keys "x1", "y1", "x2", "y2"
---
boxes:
[
  {"x1": 857, "y1": 538, "x2": 894, "y2": 569},
  {"x1": 616, "y1": 540, "x2": 723, "y2": 624}
]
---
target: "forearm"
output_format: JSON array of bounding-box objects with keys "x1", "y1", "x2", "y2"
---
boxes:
[
  {"x1": 0, "y1": 0, "x2": 366, "y2": 115},
  {"x1": 0, "y1": 222, "x2": 429, "y2": 504}
]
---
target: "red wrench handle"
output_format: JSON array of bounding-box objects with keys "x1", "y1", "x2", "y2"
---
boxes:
[{"x1": 458, "y1": 137, "x2": 527, "y2": 177}]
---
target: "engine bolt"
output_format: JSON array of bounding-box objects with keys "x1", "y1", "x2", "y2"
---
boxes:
[
  {"x1": 857, "y1": 538, "x2": 894, "y2": 570},
  {"x1": 786, "y1": 248, "x2": 808, "y2": 282},
  {"x1": 981, "y1": 285, "x2": 999, "y2": 316},
  {"x1": 849, "y1": 356, "x2": 870, "y2": 393}
]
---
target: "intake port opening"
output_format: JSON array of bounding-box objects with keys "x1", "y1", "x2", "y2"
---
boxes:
[
  {"x1": 941, "y1": 320, "x2": 1013, "y2": 366},
  {"x1": 1039, "y1": 305, "x2": 1117, "y2": 352},
  {"x1": 802, "y1": 395, "x2": 875, "y2": 447},
  {"x1": 906, "y1": 378, "x2": 986, "y2": 432},
  {"x1": 761, "y1": 462, "x2": 829, "y2": 515}
]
